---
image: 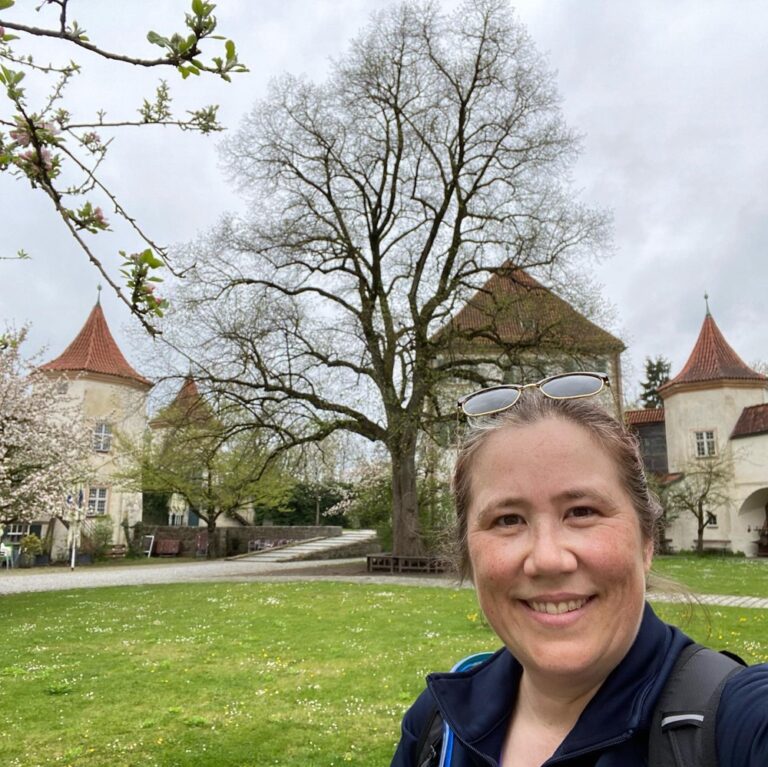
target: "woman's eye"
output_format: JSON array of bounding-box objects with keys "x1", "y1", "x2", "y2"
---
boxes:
[
  {"x1": 496, "y1": 514, "x2": 523, "y2": 527},
  {"x1": 568, "y1": 506, "x2": 596, "y2": 519}
]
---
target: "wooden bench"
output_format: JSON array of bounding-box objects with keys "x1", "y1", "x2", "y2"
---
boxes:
[
  {"x1": 367, "y1": 554, "x2": 449, "y2": 574},
  {"x1": 107, "y1": 544, "x2": 127, "y2": 559},
  {"x1": 155, "y1": 538, "x2": 181, "y2": 557},
  {"x1": 696, "y1": 539, "x2": 730, "y2": 554}
]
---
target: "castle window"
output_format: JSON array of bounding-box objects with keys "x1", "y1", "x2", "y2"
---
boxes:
[
  {"x1": 87, "y1": 487, "x2": 108, "y2": 516},
  {"x1": 93, "y1": 422, "x2": 112, "y2": 452},
  {"x1": 694, "y1": 430, "x2": 716, "y2": 457}
]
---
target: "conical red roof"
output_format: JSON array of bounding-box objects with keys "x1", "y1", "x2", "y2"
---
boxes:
[
  {"x1": 150, "y1": 375, "x2": 214, "y2": 428},
  {"x1": 661, "y1": 312, "x2": 765, "y2": 394},
  {"x1": 40, "y1": 302, "x2": 151, "y2": 388}
]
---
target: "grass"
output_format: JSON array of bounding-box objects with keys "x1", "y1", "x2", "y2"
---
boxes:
[
  {"x1": 0, "y1": 580, "x2": 766, "y2": 767},
  {"x1": 651, "y1": 554, "x2": 768, "y2": 596}
]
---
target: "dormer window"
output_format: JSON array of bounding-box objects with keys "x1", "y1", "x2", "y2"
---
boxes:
[
  {"x1": 93, "y1": 422, "x2": 112, "y2": 452},
  {"x1": 694, "y1": 430, "x2": 716, "y2": 457}
]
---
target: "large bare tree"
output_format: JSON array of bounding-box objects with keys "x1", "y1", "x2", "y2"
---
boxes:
[{"x1": 172, "y1": 0, "x2": 610, "y2": 556}]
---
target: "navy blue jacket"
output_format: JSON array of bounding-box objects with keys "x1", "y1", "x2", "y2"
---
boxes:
[{"x1": 391, "y1": 604, "x2": 768, "y2": 766}]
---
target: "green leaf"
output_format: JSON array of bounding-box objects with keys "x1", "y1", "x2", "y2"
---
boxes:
[
  {"x1": 147, "y1": 31, "x2": 169, "y2": 47},
  {"x1": 225, "y1": 39, "x2": 235, "y2": 60},
  {"x1": 191, "y1": 0, "x2": 205, "y2": 16},
  {"x1": 140, "y1": 250, "x2": 164, "y2": 269},
  {"x1": 0, "y1": 0, "x2": 16, "y2": 10}
]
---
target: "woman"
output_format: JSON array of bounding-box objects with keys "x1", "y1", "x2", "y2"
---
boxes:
[{"x1": 391, "y1": 372, "x2": 768, "y2": 767}]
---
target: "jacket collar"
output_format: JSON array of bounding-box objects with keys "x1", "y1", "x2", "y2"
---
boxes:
[{"x1": 427, "y1": 603, "x2": 691, "y2": 763}]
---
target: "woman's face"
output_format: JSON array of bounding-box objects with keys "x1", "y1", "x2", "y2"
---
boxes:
[{"x1": 466, "y1": 417, "x2": 653, "y2": 690}]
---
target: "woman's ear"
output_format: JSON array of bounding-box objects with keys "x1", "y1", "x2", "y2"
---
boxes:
[{"x1": 642, "y1": 536, "x2": 654, "y2": 573}]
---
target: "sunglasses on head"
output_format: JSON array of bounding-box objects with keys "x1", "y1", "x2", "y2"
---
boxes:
[{"x1": 457, "y1": 371, "x2": 610, "y2": 417}]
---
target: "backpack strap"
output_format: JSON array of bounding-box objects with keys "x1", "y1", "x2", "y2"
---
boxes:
[
  {"x1": 415, "y1": 652, "x2": 495, "y2": 767},
  {"x1": 649, "y1": 643, "x2": 746, "y2": 767},
  {"x1": 414, "y1": 704, "x2": 443, "y2": 767}
]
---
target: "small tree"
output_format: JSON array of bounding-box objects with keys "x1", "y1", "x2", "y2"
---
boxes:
[
  {"x1": 121, "y1": 386, "x2": 293, "y2": 558},
  {"x1": 639, "y1": 355, "x2": 671, "y2": 409},
  {"x1": 664, "y1": 455, "x2": 733, "y2": 554},
  {"x1": 0, "y1": 329, "x2": 91, "y2": 524}
]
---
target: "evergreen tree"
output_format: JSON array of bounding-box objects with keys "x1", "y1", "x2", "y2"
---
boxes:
[{"x1": 639, "y1": 356, "x2": 671, "y2": 409}]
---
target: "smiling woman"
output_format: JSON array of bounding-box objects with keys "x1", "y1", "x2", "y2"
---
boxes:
[{"x1": 390, "y1": 378, "x2": 768, "y2": 767}]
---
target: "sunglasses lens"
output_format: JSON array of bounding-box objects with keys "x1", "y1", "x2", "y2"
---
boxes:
[
  {"x1": 540, "y1": 374, "x2": 604, "y2": 399},
  {"x1": 462, "y1": 388, "x2": 520, "y2": 416}
]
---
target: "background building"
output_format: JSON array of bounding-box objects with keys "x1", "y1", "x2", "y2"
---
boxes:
[
  {"x1": 39, "y1": 299, "x2": 151, "y2": 557},
  {"x1": 627, "y1": 309, "x2": 768, "y2": 556}
]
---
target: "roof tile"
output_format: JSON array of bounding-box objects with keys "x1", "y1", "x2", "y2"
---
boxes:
[
  {"x1": 625, "y1": 408, "x2": 665, "y2": 426},
  {"x1": 40, "y1": 303, "x2": 151, "y2": 388},
  {"x1": 661, "y1": 312, "x2": 765, "y2": 391},
  {"x1": 442, "y1": 266, "x2": 624, "y2": 353},
  {"x1": 731, "y1": 403, "x2": 768, "y2": 439},
  {"x1": 150, "y1": 375, "x2": 214, "y2": 428}
]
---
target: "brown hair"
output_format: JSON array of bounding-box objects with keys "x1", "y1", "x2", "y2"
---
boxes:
[{"x1": 451, "y1": 392, "x2": 662, "y2": 580}]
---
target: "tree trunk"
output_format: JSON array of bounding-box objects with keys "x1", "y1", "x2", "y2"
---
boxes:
[
  {"x1": 206, "y1": 516, "x2": 218, "y2": 559},
  {"x1": 390, "y1": 437, "x2": 424, "y2": 557},
  {"x1": 696, "y1": 500, "x2": 705, "y2": 554}
]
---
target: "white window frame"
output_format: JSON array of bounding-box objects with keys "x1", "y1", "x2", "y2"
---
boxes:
[
  {"x1": 2, "y1": 523, "x2": 29, "y2": 544},
  {"x1": 694, "y1": 429, "x2": 717, "y2": 458},
  {"x1": 93, "y1": 422, "x2": 112, "y2": 453},
  {"x1": 87, "y1": 487, "x2": 109, "y2": 517}
]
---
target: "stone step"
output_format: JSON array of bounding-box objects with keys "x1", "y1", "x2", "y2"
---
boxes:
[{"x1": 238, "y1": 529, "x2": 378, "y2": 563}]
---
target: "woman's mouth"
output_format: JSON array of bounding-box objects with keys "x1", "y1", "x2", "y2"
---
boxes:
[{"x1": 526, "y1": 597, "x2": 591, "y2": 615}]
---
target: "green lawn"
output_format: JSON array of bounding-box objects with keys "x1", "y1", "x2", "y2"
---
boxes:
[
  {"x1": 0, "y1": 581, "x2": 766, "y2": 766},
  {"x1": 651, "y1": 554, "x2": 768, "y2": 596}
]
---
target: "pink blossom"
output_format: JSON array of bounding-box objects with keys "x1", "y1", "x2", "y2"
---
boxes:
[
  {"x1": 9, "y1": 128, "x2": 30, "y2": 147},
  {"x1": 20, "y1": 147, "x2": 53, "y2": 172}
]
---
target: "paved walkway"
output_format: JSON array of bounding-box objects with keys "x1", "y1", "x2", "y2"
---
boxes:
[{"x1": 1, "y1": 558, "x2": 767, "y2": 607}]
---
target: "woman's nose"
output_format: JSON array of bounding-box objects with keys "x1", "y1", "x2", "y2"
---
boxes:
[{"x1": 522, "y1": 523, "x2": 578, "y2": 577}]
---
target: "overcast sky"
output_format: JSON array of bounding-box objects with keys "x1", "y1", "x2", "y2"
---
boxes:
[{"x1": 2, "y1": 0, "x2": 767, "y2": 401}]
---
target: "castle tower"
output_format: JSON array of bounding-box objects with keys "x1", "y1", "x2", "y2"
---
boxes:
[
  {"x1": 40, "y1": 299, "x2": 152, "y2": 552},
  {"x1": 660, "y1": 307, "x2": 767, "y2": 553},
  {"x1": 660, "y1": 309, "x2": 766, "y2": 472}
]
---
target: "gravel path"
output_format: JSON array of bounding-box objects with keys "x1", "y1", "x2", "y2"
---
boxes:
[{"x1": 1, "y1": 558, "x2": 767, "y2": 608}]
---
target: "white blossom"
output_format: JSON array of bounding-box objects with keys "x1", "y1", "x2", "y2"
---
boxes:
[{"x1": 0, "y1": 330, "x2": 92, "y2": 523}]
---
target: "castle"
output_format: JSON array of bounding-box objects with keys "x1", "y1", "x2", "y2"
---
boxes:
[{"x1": 626, "y1": 309, "x2": 768, "y2": 556}]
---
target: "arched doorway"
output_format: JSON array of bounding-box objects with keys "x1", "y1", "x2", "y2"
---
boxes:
[{"x1": 737, "y1": 488, "x2": 768, "y2": 557}]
